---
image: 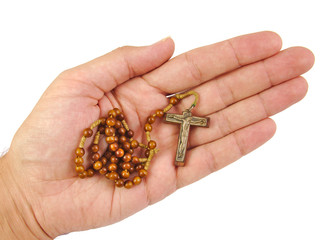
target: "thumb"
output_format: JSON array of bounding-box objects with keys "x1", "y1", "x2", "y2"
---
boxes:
[{"x1": 59, "y1": 37, "x2": 175, "y2": 94}]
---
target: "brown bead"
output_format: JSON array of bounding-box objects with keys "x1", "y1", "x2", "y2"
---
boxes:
[
  {"x1": 121, "y1": 170, "x2": 130, "y2": 179},
  {"x1": 139, "y1": 169, "x2": 148, "y2": 178},
  {"x1": 110, "y1": 156, "x2": 118, "y2": 164},
  {"x1": 135, "y1": 164, "x2": 143, "y2": 171},
  {"x1": 122, "y1": 153, "x2": 132, "y2": 162},
  {"x1": 144, "y1": 123, "x2": 152, "y2": 132},
  {"x1": 105, "y1": 127, "x2": 115, "y2": 136},
  {"x1": 100, "y1": 118, "x2": 106, "y2": 125},
  {"x1": 169, "y1": 96, "x2": 179, "y2": 105},
  {"x1": 79, "y1": 171, "x2": 88, "y2": 179},
  {"x1": 156, "y1": 109, "x2": 164, "y2": 117},
  {"x1": 116, "y1": 113, "x2": 125, "y2": 121},
  {"x1": 74, "y1": 157, "x2": 83, "y2": 165},
  {"x1": 122, "y1": 162, "x2": 131, "y2": 170},
  {"x1": 91, "y1": 144, "x2": 99, "y2": 153},
  {"x1": 114, "y1": 136, "x2": 119, "y2": 142},
  {"x1": 98, "y1": 126, "x2": 105, "y2": 134},
  {"x1": 118, "y1": 127, "x2": 126, "y2": 136},
  {"x1": 129, "y1": 166, "x2": 135, "y2": 173},
  {"x1": 128, "y1": 148, "x2": 134, "y2": 155},
  {"x1": 107, "y1": 171, "x2": 119, "y2": 181},
  {"x1": 87, "y1": 169, "x2": 94, "y2": 177},
  {"x1": 83, "y1": 128, "x2": 93, "y2": 138},
  {"x1": 101, "y1": 157, "x2": 108, "y2": 165},
  {"x1": 115, "y1": 120, "x2": 122, "y2": 129},
  {"x1": 115, "y1": 179, "x2": 124, "y2": 188},
  {"x1": 145, "y1": 150, "x2": 150, "y2": 158},
  {"x1": 115, "y1": 148, "x2": 125, "y2": 158},
  {"x1": 148, "y1": 140, "x2": 157, "y2": 149},
  {"x1": 126, "y1": 130, "x2": 134, "y2": 138},
  {"x1": 75, "y1": 148, "x2": 85, "y2": 157},
  {"x1": 109, "y1": 142, "x2": 119, "y2": 152},
  {"x1": 99, "y1": 167, "x2": 108, "y2": 175},
  {"x1": 113, "y1": 108, "x2": 121, "y2": 115},
  {"x1": 130, "y1": 140, "x2": 139, "y2": 149},
  {"x1": 106, "y1": 136, "x2": 116, "y2": 144},
  {"x1": 93, "y1": 161, "x2": 103, "y2": 171},
  {"x1": 108, "y1": 163, "x2": 118, "y2": 172},
  {"x1": 75, "y1": 165, "x2": 85, "y2": 173},
  {"x1": 91, "y1": 152, "x2": 100, "y2": 161},
  {"x1": 124, "y1": 180, "x2": 133, "y2": 189},
  {"x1": 147, "y1": 116, "x2": 156, "y2": 124},
  {"x1": 119, "y1": 135, "x2": 127, "y2": 143},
  {"x1": 123, "y1": 142, "x2": 131, "y2": 151},
  {"x1": 104, "y1": 151, "x2": 112, "y2": 159},
  {"x1": 133, "y1": 176, "x2": 142, "y2": 185},
  {"x1": 106, "y1": 117, "x2": 116, "y2": 127},
  {"x1": 108, "y1": 109, "x2": 117, "y2": 118},
  {"x1": 132, "y1": 156, "x2": 140, "y2": 164}
]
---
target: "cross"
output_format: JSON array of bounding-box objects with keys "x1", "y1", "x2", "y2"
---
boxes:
[{"x1": 165, "y1": 109, "x2": 209, "y2": 167}]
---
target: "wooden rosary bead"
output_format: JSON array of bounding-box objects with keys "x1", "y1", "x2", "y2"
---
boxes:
[
  {"x1": 101, "y1": 157, "x2": 108, "y2": 165},
  {"x1": 147, "y1": 116, "x2": 156, "y2": 124},
  {"x1": 108, "y1": 109, "x2": 117, "y2": 118},
  {"x1": 133, "y1": 176, "x2": 142, "y2": 185},
  {"x1": 99, "y1": 167, "x2": 108, "y2": 175},
  {"x1": 118, "y1": 127, "x2": 126, "y2": 136},
  {"x1": 122, "y1": 153, "x2": 132, "y2": 162},
  {"x1": 121, "y1": 170, "x2": 130, "y2": 179},
  {"x1": 138, "y1": 169, "x2": 147, "y2": 178},
  {"x1": 87, "y1": 169, "x2": 94, "y2": 177},
  {"x1": 109, "y1": 142, "x2": 119, "y2": 152},
  {"x1": 132, "y1": 156, "x2": 140, "y2": 164},
  {"x1": 91, "y1": 152, "x2": 100, "y2": 161},
  {"x1": 129, "y1": 166, "x2": 135, "y2": 173},
  {"x1": 105, "y1": 127, "x2": 115, "y2": 136},
  {"x1": 124, "y1": 180, "x2": 133, "y2": 189},
  {"x1": 83, "y1": 128, "x2": 93, "y2": 138},
  {"x1": 119, "y1": 135, "x2": 127, "y2": 143},
  {"x1": 91, "y1": 144, "x2": 99, "y2": 153},
  {"x1": 145, "y1": 150, "x2": 150, "y2": 158},
  {"x1": 122, "y1": 162, "x2": 131, "y2": 170},
  {"x1": 128, "y1": 148, "x2": 134, "y2": 155},
  {"x1": 108, "y1": 163, "x2": 118, "y2": 172},
  {"x1": 115, "y1": 179, "x2": 124, "y2": 188},
  {"x1": 74, "y1": 157, "x2": 84, "y2": 165},
  {"x1": 75, "y1": 165, "x2": 85, "y2": 173},
  {"x1": 106, "y1": 117, "x2": 116, "y2": 127},
  {"x1": 122, "y1": 141, "x2": 131, "y2": 151},
  {"x1": 113, "y1": 108, "x2": 121, "y2": 115},
  {"x1": 107, "y1": 171, "x2": 119, "y2": 181},
  {"x1": 115, "y1": 148, "x2": 125, "y2": 158},
  {"x1": 110, "y1": 156, "x2": 118, "y2": 164},
  {"x1": 75, "y1": 147, "x2": 85, "y2": 157},
  {"x1": 104, "y1": 151, "x2": 112, "y2": 159},
  {"x1": 169, "y1": 96, "x2": 179, "y2": 105},
  {"x1": 148, "y1": 140, "x2": 156, "y2": 149},
  {"x1": 144, "y1": 123, "x2": 152, "y2": 132},
  {"x1": 130, "y1": 140, "x2": 139, "y2": 149},
  {"x1": 98, "y1": 126, "x2": 105, "y2": 134},
  {"x1": 93, "y1": 161, "x2": 103, "y2": 171},
  {"x1": 79, "y1": 171, "x2": 88, "y2": 179},
  {"x1": 114, "y1": 120, "x2": 122, "y2": 129},
  {"x1": 155, "y1": 109, "x2": 164, "y2": 117},
  {"x1": 126, "y1": 130, "x2": 134, "y2": 138},
  {"x1": 135, "y1": 164, "x2": 143, "y2": 171},
  {"x1": 106, "y1": 136, "x2": 116, "y2": 144},
  {"x1": 116, "y1": 113, "x2": 125, "y2": 121}
]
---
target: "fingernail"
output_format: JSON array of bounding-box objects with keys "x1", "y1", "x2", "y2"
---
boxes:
[{"x1": 161, "y1": 36, "x2": 172, "y2": 42}]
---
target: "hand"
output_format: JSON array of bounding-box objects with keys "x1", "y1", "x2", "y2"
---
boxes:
[{"x1": 0, "y1": 32, "x2": 314, "y2": 239}]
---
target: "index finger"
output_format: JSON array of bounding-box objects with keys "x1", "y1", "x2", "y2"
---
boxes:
[{"x1": 143, "y1": 31, "x2": 282, "y2": 93}]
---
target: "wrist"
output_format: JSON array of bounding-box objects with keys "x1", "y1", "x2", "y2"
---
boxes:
[{"x1": 0, "y1": 153, "x2": 52, "y2": 240}]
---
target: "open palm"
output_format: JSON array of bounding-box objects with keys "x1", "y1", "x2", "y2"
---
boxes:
[{"x1": 6, "y1": 32, "x2": 314, "y2": 238}]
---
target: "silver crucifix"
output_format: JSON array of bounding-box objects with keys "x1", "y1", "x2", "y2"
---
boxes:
[{"x1": 165, "y1": 109, "x2": 209, "y2": 167}]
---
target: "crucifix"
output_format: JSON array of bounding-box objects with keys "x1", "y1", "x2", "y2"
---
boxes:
[{"x1": 165, "y1": 109, "x2": 209, "y2": 167}]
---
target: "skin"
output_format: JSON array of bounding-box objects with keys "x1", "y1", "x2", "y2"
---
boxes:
[{"x1": 0, "y1": 32, "x2": 314, "y2": 239}]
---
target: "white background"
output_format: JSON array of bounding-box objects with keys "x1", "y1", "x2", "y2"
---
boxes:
[{"x1": 0, "y1": 1, "x2": 327, "y2": 239}]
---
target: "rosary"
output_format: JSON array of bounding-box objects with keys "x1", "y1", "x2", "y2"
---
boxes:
[{"x1": 74, "y1": 91, "x2": 209, "y2": 189}]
